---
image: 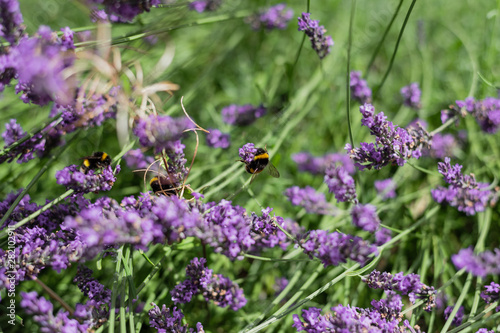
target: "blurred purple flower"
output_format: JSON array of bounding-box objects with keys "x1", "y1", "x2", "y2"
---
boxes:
[
  {"x1": 374, "y1": 178, "x2": 396, "y2": 200},
  {"x1": 247, "y1": 4, "x2": 293, "y2": 30},
  {"x1": 0, "y1": 0, "x2": 24, "y2": 44},
  {"x1": 274, "y1": 277, "x2": 289, "y2": 295},
  {"x1": 298, "y1": 13, "x2": 333, "y2": 59},
  {"x1": 374, "y1": 228, "x2": 392, "y2": 246},
  {"x1": 298, "y1": 229, "x2": 376, "y2": 267},
  {"x1": 442, "y1": 97, "x2": 500, "y2": 133},
  {"x1": 124, "y1": 149, "x2": 155, "y2": 170},
  {"x1": 350, "y1": 71, "x2": 372, "y2": 104},
  {"x1": 133, "y1": 114, "x2": 190, "y2": 152},
  {"x1": 401, "y1": 82, "x2": 421, "y2": 109},
  {"x1": 346, "y1": 103, "x2": 431, "y2": 170},
  {"x1": 238, "y1": 142, "x2": 257, "y2": 164},
  {"x1": 324, "y1": 165, "x2": 357, "y2": 204},
  {"x1": 149, "y1": 302, "x2": 203, "y2": 332},
  {"x1": 87, "y1": 0, "x2": 161, "y2": 22},
  {"x1": 426, "y1": 133, "x2": 457, "y2": 159},
  {"x1": 351, "y1": 204, "x2": 380, "y2": 232},
  {"x1": 221, "y1": 104, "x2": 266, "y2": 126},
  {"x1": 189, "y1": 0, "x2": 221, "y2": 13},
  {"x1": 444, "y1": 306, "x2": 464, "y2": 326},
  {"x1": 292, "y1": 151, "x2": 355, "y2": 175},
  {"x1": 284, "y1": 186, "x2": 336, "y2": 215},
  {"x1": 476, "y1": 329, "x2": 494, "y2": 333},
  {"x1": 452, "y1": 247, "x2": 500, "y2": 278},
  {"x1": 206, "y1": 128, "x2": 230, "y2": 149},
  {"x1": 0, "y1": 119, "x2": 46, "y2": 164}
]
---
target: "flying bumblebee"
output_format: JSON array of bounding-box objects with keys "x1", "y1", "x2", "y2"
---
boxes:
[
  {"x1": 80, "y1": 152, "x2": 111, "y2": 174},
  {"x1": 239, "y1": 147, "x2": 280, "y2": 179}
]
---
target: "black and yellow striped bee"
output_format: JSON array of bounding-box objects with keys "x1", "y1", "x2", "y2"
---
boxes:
[
  {"x1": 150, "y1": 175, "x2": 177, "y2": 196},
  {"x1": 239, "y1": 147, "x2": 280, "y2": 179},
  {"x1": 80, "y1": 152, "x2": 111, "y2": 174}
]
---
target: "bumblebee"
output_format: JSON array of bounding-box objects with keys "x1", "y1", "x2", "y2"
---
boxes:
[
  {"x1": 150, "y1": 175, "x2": 177, "y2": 196},
  {"x1": 239, "y1": 147, "x2": 280, "y2": 178},
  {"x1": 80, "y1": 152, "x2": 112, "y2": 174}
]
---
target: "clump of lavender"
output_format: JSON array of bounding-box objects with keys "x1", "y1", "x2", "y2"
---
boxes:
[
  {"x1": 171, "y1": 257, "x2": 247, "y2": 311},
  {"x1": 284, "y1": 186, "x2": 336, "y2": 215},
  {"x1": 374, "y1": 178, "x2": 397, "y2": 200},
  {"x1": 374, "y1": 228, "x2": 392, "y2": 246},
  {"x1": 324, "y1": 165, "x2": 357, "y2": 204},
  {"x1": 74, "y1": 266, "x2": 111, "y2": 327},
  {"x1": 480, "y1": 282, "x2": 499, "y2": 311},
  {"x1": 431, "y1": 157, "x2": 498, "y2": 215},
  {"x1": 297, "y1": 229, "x2": 376, "y2": 267},
  {"x1": 350, "y1": 71, "x2": 372, "y2": 104},
  {"x1": 189, "y1": 0, "x2": 222, "y2": 13},
  {"x1": 247, "y1": 4, "x2": 294, "y2": 30},
  {"x1": 56, "y1": 164, "x2": 120, "y2": 193},
  {"x1": 133, "y1": 114, "x2": 190, "y2": 153},
  {"x1": 298, "y1": 13, "x2": 333, "y2": 59},
  {"x1": 351, "y1": 204, "x2": 380, "y2": 232},
  {"x1": 87, "y1": 0, "x2": 161, "y2": 22},
  {"x1": 0, "y1": 119, "x2": 45, "y2": 164},
  {"x1": 292, "y1": 151, "x2": 355, "y2": 175},
  {"x1": 363, "y1": 270, "x2": 436, "y2": 311},
  {"x1": 238, "y1": 142, "x2": 257, "y2": 164},
  {"x1": 345, "y1": 103, "x2": 431, "y2": 170},
  {"x1": 20, "y1": 291, "x2": 90, "y2": 332},
  {"x1": 206, "y1": 128, "x2": 230, "y2": 149},
  {"x1": 124, "y1": 149, "x2": 155, "y2": 170},
  {"x1": 451, "y1": 247, "x2": 500, "y2": 278},
  {"x1": 444, "y1": 306, "x2": 464, "y2": 326},
  {"x1": 401, "y1": 82, "x2": 422, "y2": 110},
  {"x1": 441, "y1": 97, "x2": 500, "y2": 134},
  {"x1": 149, "y1": 302, "x2": 204, "y2": 332},
  {"x1": 0, "y1": 0, "x2": 25, "y2": 45},
  {"x1": 221, "y1": 104, "x2": 266, "y2": 126},
  {"x1": 425, "y1": 133, "x2": 458, "y2": 159}
]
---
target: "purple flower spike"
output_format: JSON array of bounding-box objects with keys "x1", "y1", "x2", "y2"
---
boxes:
[
  {"x1": 298, "y1": 13, "x2": 334, "y2": 59},
  {"x1": 452, "y1": 247, "x2": 500, "y2": 278},
  {"x1": 0, "y1": 0, "x2": 25, "y2": 44},
  {"x1": 0, "y1": 119, "x2": 46, "y2": 164},
  {"x1": 248, "y1": 4, "x2": 294, "y2": 30},
  {"x1": 351, "y1": 204, "x2": 380, "y2": 232},
  {"x1": 374, "y1": 178, "x2": 397, "y2": 200},
  {"x1": 442, "y1": 97, "x2": 500, "y2": 133},
  {"x1": 189, "y1": 0, "x2": 221, "y2": 13},
  {"x1": 133, "y1": 114, "x2": 190, "y2": 152},
  {"x1": 86, "y1": 0, "x2": 161, "y2": 22},
  {"x1": 221, "y1": 104, "x2": 267, "y2": 126},
  {"x1": 56, "y1": 164, "x2": 120, "y2": 193},
  {"x1": 480, "y1": 282, "x2": 500, "y2": 311},
  {"x1": 292, "y1": 151, "x2": 355, "y2": 175},
  {"x1": 149, "y1": 303, "x2": 203, "y2": 332},
  {"x1": 324, "y1": 165, "x2": 357, "y2": 204},
  {"x1": 238, "y1": 143, "x2": 257, "y2": 164},
  {"x1": 206, "y1": 128, "x2": 230, "y2": 149},
  {"x1": 401, "y1": 82, "x2": 422, "y2": 110},
  {"x1": 444, "y1": 306, "x2": 464, "y2": 326},
  {"x1": 284, "y1": 186, "x2": 336, "y2": 215},
  {"x1": 350, "y1": 71, "x2": 372, "y2": 104}
]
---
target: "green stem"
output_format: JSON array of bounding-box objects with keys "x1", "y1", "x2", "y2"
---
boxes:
[
  {"x1": 373, "y1": 0, "x2": 418, "y2": 99},
  {"x1": 365, "y1": 0, "x2": 404, "y2": 76},
  {"x1": 429, "y1": 116, "x2": 459, "y2": 136},
  {"x1": 346, "y1": 0, "x2": 356, "y2": 148}
]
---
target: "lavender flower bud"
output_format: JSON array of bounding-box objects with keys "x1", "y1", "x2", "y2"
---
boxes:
[
  {"x1": 374, "y1": 178, "x2": 397, "y2": 200},
  {"x1": 221, "y1": 104, "x2": 266, "y2": 126},
  {"x1": 284, "y1": 186, "x2": 336, "y2": 215},
  {"x1": 298, "y1": 13, "x2": 334, "y2": 59},
  {"x1": 324, "y1": 165, "x2": 357, "y2": 204},
  {"x1": 401, "y1": 82, "x2": 422, "y2": 110},
  {"x1": 247, "y1": 4, "x2": 294, "y2": 31},
  {"x1": 206, "y1": 128, "x2": 230, "y2": 149},
  {"x1": 351, "y1": 204, "x2": 380, "y2": 232},
  {"x1": 292, "y1": 151, "x2": 355, "y2": 175},
  {"x1": 350, "y1": 71, "x2": 372, "y2": 104}
]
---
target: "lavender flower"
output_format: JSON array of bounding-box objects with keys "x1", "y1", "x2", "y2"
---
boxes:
[
  {"x1": 238, "y1": 143, "x2": 257, "y2": 164},
  {"x1": 298, "y1": 230, "x2": 376, "y2": 267},
  {"x1": 363, "y1": 270, "x2": 436, "y2": 311},
  {"x1": 346, "y1": 103, "x2": 431, "y2": 170},
  {"x1": 274, "y1": 277, "x2": 289, "y2": 295},
  {"x1": 401, "y1": 82, "x2": 422, "y2": 109},
  {"x1": 441, "y1": 97, "x2": 500, "y2": 133},
  {"x1": 374, "y1": 228, "x2": 392, "y2": 246},
  {"x1": 87, "y1": 0, "x2": 161, "y2": 22},
  {"x1": 431, "y1": 157, "x2": 498, "y2": 215},
  {"x1": 426, "y1": 133, "x2": 457, "y2": 159},
  {"x1": 74, "y1": 266, "x2": 111, "y2": 326},
  {"x1": 124, "y1": 149, "x2": 155, "y2": 170},
  {"x1": 480, "y1": 282, "x2": 499, "y2": 311},
  {"x1": 451, "y1": 247, "x2": 500, "y2": 278},
  {"x1": 298, "y1": 13, "x2": 334, "y2": 59},
  {"x1": 374, "y1": 178, "x2": 397, "y2": 200},
  {"x1": 20, "y1": 291, "x2": 89, "y2": 332},
  {"x1": 56, "y1": 164, "x2": 120, "y2": 193},
  {"x1": 0, "y1": 0, "x2": 24, "y2": 44},
  {"x1": 444, "y1": 306, "x2": 464, "y2": 326},
  {"x1": 284, "y1": 186, "x2": 336, "y2": 215},
  {"x1": 324, "y1": 165, "x2": 357, "y2": 204},
  {"x1": 171, "y1": 257, "x2": 247, "y2": 311},
  {"x1": 133, "y1": 114, "x2": 190, "y2": 153},
  {"x1": 15, "y1": 26, "x2": 76, "y2": 106},
  {"x1": 221, "y1": 104, "x2": 266, "y2": 126},
  {"x1": 149, "y1": 302, "x2": 203, "y2": 332},
  {"x1": 0, "y1": 119, "x2": 45, "y2": 164},
  {"x1": 206, "y1": 128, "x2": 230, "y2": 149},
  {"x1": 292, "y1": 151, "x2": 355, "y2": 175},
  {"x1": 189, "y1": 0, "x2": 221, "y2": 13},
  {"x1": 247, "y1": 4, "x2": 293, "y2": 30},
  {"x1": 350, "y1": 71, "x2": 372, "y2": 104},
  {"x1": 351, "y1": 204, "x2": 380, "y2": 232},
  {"x1": 475, "y1": 329, "x2": 494, "y2": 333}
]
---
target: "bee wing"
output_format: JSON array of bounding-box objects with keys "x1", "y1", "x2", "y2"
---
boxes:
[{"x1": 266, "y1": 162, "x2": 280, "y2": 178}]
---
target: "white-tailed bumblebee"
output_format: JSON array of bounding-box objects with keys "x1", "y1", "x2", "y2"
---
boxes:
[
  {"x1": 239, "y1": 147, "x2": 280, "y2": 178},
  {"x1": 150, "y1": 175, "x2": 177, "y2": 196},
  {"x1": 80, "y1": 152, "x2": 112, "y2": 174}
]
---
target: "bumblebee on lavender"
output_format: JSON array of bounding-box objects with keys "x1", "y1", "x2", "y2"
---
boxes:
[
  {"x1": 80, "y1": 152, "x2": 111, "y2": 174},
  {"x1": 150, "y1": 175, "x2": 177, "y2": 196},
  {"x1": 239, "y1": 147, "x2": 280, "y2": 178}
]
